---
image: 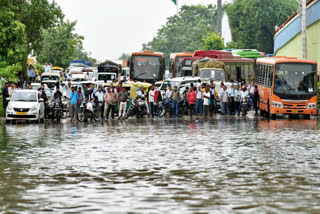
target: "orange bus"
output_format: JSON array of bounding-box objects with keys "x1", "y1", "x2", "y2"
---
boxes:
[
  {"x1": 130, "y1": 51, "x2": 165, "y2": 83},
  {"x1": 255, "y1": 56, "x2": 318, "y2": 119},
  {"x1": 169, "y1": 52, "x2": 193, "y2": 78}
]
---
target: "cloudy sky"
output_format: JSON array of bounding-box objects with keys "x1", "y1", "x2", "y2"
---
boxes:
[{"x1": 54, "y1": 0, "x2": 232, "y2": 61}]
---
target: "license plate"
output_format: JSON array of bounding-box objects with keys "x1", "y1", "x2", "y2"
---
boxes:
[
  {"x1": 292, "y1": 110, "x2": 298, "y2": 114},
  {"x1": 16, "y1": 112, "x2": 27, "y2": 115}
]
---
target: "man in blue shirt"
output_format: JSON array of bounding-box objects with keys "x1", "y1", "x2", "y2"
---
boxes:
[{"x1": 70, "y1": 86, "x2": 79, "y2": 122}]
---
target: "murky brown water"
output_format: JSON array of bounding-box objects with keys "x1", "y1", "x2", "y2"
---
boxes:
[{"x1": 1, "y1": 117, "x2": 320, "y2": 213}]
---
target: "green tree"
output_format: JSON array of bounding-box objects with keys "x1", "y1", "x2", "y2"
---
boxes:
[
  {"x1": 72, "y1": 43, "x2": 90, "y2": 61},
  {"x1": 200, "y1": 32, "x2": 225, "y2": 50},
  {"x1": 9, "y1": 0, "x2": 63, "y2": 71},
  {"x1": 143, "y1": 4, "x2": 217, "y2": 62},
  {"x1": 36, "y1": 21, "x2": 84, "y2": 68},
  {"x1": 225, "y1": 0, "x2": 298, "y2": 53},
  {"x1": 119, "y1": 53, "x2": 130, "y2": 60}
]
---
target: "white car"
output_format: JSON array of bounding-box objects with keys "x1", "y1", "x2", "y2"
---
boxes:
[{"x1": 6, "y1": 90, "x2": 45, "y2": 122}]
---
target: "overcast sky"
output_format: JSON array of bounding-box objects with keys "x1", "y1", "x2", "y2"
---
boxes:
[{"x1": 54, "y1": 0, "x2": 231, "y2": 61}]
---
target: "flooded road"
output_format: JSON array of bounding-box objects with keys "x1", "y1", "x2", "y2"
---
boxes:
[{"x1": 1, "y1": 117, "x2": 320, "y2": 213}]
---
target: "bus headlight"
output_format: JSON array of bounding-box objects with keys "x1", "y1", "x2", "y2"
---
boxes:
[
  {"x1": 307, "y1": 103, "x2": 317, "y2": 109},
  {"x1": 272, "y1": 101, "x2": 283, "y2": 108}
]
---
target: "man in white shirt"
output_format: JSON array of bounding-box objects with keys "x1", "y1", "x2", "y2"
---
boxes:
[
  {"x1": 203, "y1": 86, "x2": 211, "y2": 119},
  {"x1": 95, "y1": 86, "x2": 105, "y2": 102},
  {"x1": 148, "y1": 85, "x2": 155, "y2": 118},
  {"x1": 227, "y1": 84, "x2": 235, "y2": 115},
  {"x1": 64, "y1": 79, "x2": 72, "y2": 116},
  {"x1": 220, "y1": 85, "x2": 229, "y2": 115},
  {"x1": 137, "y1": 86, "x2": 150, "y2": 115},
  {"x1": 166, "y1": 85, "x2": 172, "y2": 99}
]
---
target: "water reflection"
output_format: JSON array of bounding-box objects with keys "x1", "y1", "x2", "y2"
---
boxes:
[{"x1": 0, "y1": 118, "x2": 320, "y2": 213}]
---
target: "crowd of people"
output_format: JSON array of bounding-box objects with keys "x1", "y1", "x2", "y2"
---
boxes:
[{"x1": 2, "y1": 77, "x2": 260, "y2": 122}]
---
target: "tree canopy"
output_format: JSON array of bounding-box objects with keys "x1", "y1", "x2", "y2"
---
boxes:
[
  {"x1": 225, "y1": 0, "x2": 298, "y2": 54},
  {"x1": 143, "y1": 4, "x2": 217, "y2": 61},
  {"x1": 37, "y1": 21, "x2": 84, "y2": 68}
]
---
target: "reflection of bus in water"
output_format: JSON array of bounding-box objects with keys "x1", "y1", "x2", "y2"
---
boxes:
[
  {"x1": 180, "y1": 50, "x2": 255, "y2": 82},
  {"x1": 130, "y1": 51, "x2": 165, "y2": 83},
  {"x1": 255, "y1": 57, "x2": 318, "y2": 119},
  {"x1": 169, "y1": 52, "x2": 193, "y2": 78}
]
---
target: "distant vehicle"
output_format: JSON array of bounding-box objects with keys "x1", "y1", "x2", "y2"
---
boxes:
[
  {"x1": 68, "y1": 60, "x2": 92, "y2": 67},
  {"x1": 6, "y1": 90, "x2": 45, "y2": 123},
  {"x1": 169, "y1": 52, "x2": 193, "y2": 78},
  {"x1": 41, "y1": 80, "x2": 60, "y2": 90},
  {"x1": 31, "y1": 83, "x2": 48, "y2": 90},
  {"x1": 155, "y1": 81, "x2": 163, "y2": 89},
  {"x1": 96, "y1": 60, "x2": 121, "y2": 85},
  {"x1": 130, "y1": 51, "x2": 165, "y2": 83},
  {"x1": 82, "y1": 67, "x2": 95, "y2": 80},
  {"x1": 231, "y1": 49, "x2": 264, "y2": 59},
  {"x1": 200, "y1": 68, "x2": 225, "y2": 82},
  {"x1": 121, "y1": 67, "x2": 130, "y2": 81},
  {"x1": 69, "y1": 73, "x2": 86, "y2": 82},
  {"x1": 160, "y1": 77, "x2": 201, "y2": 98},
  {"x1": 41, "y1": 72, "x2": 61, "y2": 82},
  {"x1": 51, "y1": 66, "x2": 64, "y2": 73},
  {"x1": 255, "y1": 56, "x2": 318, "y2": 119}
]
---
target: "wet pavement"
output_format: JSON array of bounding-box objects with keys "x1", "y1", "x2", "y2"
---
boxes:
[{"x1": 1, "y1": 115, "x2": 320, "y2": 213}]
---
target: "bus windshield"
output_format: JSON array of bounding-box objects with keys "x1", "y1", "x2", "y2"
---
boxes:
[
  {"x1": 131, "y1": 56, "x2": 162, "y2": 81},
  {"x1": 274, "y1": 63, "x2": 316, "y2": 95},
  {"x1": 175, "y1": 56, "x2": 185, "y2": 77}
]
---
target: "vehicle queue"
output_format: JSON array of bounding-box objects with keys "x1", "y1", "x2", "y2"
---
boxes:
[{"x1": 2, "y1": 49, "x2": 318, "y2": 123}]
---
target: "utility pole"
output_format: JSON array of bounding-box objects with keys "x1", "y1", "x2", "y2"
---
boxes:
[
  {"x1": 297, "y1": 0, "x2": 307, "y2": 59},
  {"x1": 216, "y1": 0, "x2": 222, "y2": 35}
]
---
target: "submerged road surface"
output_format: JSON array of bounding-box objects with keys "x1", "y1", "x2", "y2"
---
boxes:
[{"x1": 0, "y1": 117, "x2": 320, "y2": 213}]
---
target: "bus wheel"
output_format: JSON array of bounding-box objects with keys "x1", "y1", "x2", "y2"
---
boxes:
[
  {"x1": 303, "y1": 114, "x2": 310, "y2": 119},
  {"x1": 271, "y1": 114, "x2": 276, "y2": 120},
  {"x1": 259, "y1": 109, "x2": 265, "y2": 117}
]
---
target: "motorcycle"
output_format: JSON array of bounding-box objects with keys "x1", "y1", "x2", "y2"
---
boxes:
[
  {"x1": 78, "y1": 101, "x2": 101, "y2": 122},
  {"x1": 124, "y1": 97, "x2": 147, "y2": 119},
  {"x1": 240, "y1": 95, "x2": 250, "y2": 116},
  {"x1": 49, "y1": 99, "x2": 63, "y2": 122},
  {"x1": 159, "y1": 97, "x2": 186, "y2": 118}
]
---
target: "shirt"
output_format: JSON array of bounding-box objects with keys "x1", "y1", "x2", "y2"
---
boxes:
[
  {"x1": 196, "y1": 90, "x2": 203, "y2": 99},
  {"x1": 221, "y1": 90, "x2": 229, "y2": 103},
  {"x1": 64, "y1": 84, "x2": 72, "y2": 98},
  {"x1": 119, "y1": 91, "x2": 128, "y2": 102},
  {"x1": 166, "y1": 89, "x2": 172, "y2": 99},
  {"x1": 27, "y1": 69, "x2": 35, "y2": 78},
  {"x1": 228, "y1": 88, "x2": 234, "y2": 97},
  {"x1": 149, "y1": 90, "x2": 155, "y2": 103},
  {"x1": 70, "y1": 91, "x2": 79, "y2": 105},
  {"x1": 240, "y1": 90, "x2": 249, "y2": 100},
  {"x1": 95, "y1": 91, "x2": 104, "y2": 102},
  {"x1": 187, "y1": 91, "x2": 196, "y2": 104},
  {"x1": 171, "y1": 91, "x2": 179, "y2": 101},
  {"x1": 234, "y1": 89, "x2": 240, "y2": 102},
  {"x1": 203, "y1": 92, "x2": 210, "y2": 105}
]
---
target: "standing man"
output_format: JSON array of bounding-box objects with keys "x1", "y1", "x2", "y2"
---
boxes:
[
  {"x1": 64, "y1": 79, "x2": 72, "y2": 116},
  {"x1": 104, "y1": 87, "x2": 111, "y2": 120},
  {"x1": 253, "y1": 85, "x2": 260, "y2": 116},
  {"x1": 118, "y1": 87, "x2": 128, "y2": 119},
  {"x1": 106, "y1": 86, "x2": 118, "y2": 120},
  {"x1": 210, "y1": 82, "x2": 218, "y2": 117},
  {"x1": 166, "y1": 84, "x2": 172, "y2": 99},
  {"x1": 18, "y1": 73, "x2": 25, "y2": 89},
  {"x1": 70, "y1": 86, "x2": 79, "y2": 122},
  {"x1": 148, "y1": 84, "x2": 155, "y2": 118},
  {"x1": 220, "y1": 85, "x2": 229, "y2": 115},
  {"x1": 95, "y1": 86, "x2": 105, "y2": 119},
  {"x1": 203, "y1": 86, "x2": 211, "y2": 119},
  {"x1": 187, "y1": 86, "x2": 196, "y2": 119},
  {"x1": 27, "y1": 65, "x2": 36, "y2": 82},
  {"x1": 170, "y1": 86, "x2": 179, "y2": 117},
  {"x1": 196, "y1": 85, "x2": 203, "y2": 116},
  {"x1": 228, "y1": 84, "x2": 235, "y2": 115}
]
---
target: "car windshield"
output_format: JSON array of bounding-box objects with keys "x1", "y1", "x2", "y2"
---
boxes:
[
  {"x1": 98, "y1": 74, "x2": 116, "y2": 82},
  {"x1": 274, "y1": 63, "x2": 316, "y2": 95},
  {"x1": 44, "y1": 82, "x2": 57, "y2": 89},
  {"x1": 41, "y1": 76, "x2": 59, "y2": 81},
  {"x1": 200, "y1": 70, "x2": 224, "y2": 81},
  {"x1": 11, "y1": 92, "x2": 37, "y2": 102},
  {"x1": 131, "y1": 55, "x2": 162, "y2": 81},
  {"x1": 160, "y1": 81, "x2": 180, "y2": 90}
]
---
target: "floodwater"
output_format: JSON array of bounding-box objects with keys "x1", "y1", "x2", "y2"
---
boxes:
[{"x1": 1, "y1": 117, "x2": 320, "y2": 213}]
